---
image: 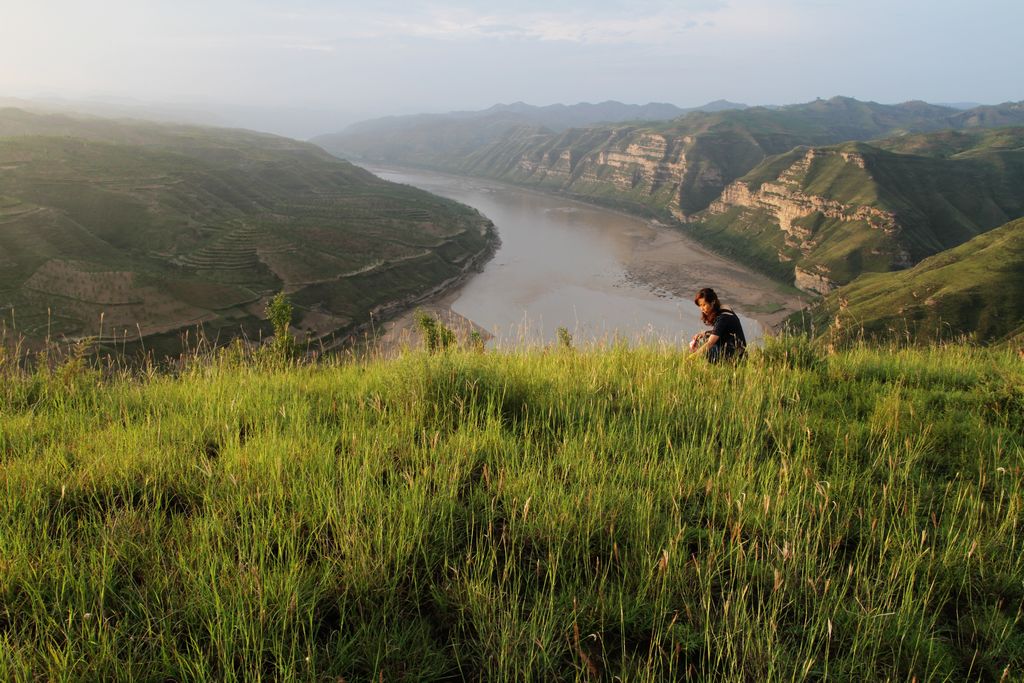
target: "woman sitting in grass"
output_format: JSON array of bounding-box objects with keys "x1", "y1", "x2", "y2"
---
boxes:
[{"x1": 688, "y1": 287, "x2": 747, "y2": 362}]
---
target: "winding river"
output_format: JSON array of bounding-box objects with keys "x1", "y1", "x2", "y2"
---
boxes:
[{"x1": 367, "y1": 166, "x2": 793, "y2": 347}]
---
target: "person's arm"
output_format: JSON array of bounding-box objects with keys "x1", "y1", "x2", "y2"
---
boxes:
[{"x1": 689, "y1": 333, "x2": 719, "y2": 359}]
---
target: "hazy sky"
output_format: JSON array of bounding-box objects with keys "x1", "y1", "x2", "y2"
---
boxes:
[{"x1": 2, "y1": 0, "x2": 1020, "y2": 138}]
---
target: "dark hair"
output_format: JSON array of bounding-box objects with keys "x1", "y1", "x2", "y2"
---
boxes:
[{"x1": 694, "y1": 287, "x2": 722, "y2": 325}]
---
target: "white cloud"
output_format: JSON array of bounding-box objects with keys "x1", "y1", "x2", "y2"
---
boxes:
[
  {"x1": 271, "y1": 37, "x2": 338, "y2": 53},
  {"x1": 264, "y1": 2, "x2": 732, "y2": 46},
  {"x1": 393, "y1": 10, "x2": 705, "y2": 44}
]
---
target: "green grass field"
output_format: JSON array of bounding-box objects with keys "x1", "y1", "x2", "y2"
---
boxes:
[{"x1": 1, "y1": 335, "x2": 1021, "y2": 680}]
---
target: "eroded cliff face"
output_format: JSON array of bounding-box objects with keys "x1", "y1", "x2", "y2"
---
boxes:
[
  {"x1": 707, "y1": 148, "x2": 910, "y2": 294},
  {"x1": 793, "y1": 266, "x2": 838, "y2": 296},
  {"x1": 510, "y1": 131, "x2": 724, "y2": 220}
]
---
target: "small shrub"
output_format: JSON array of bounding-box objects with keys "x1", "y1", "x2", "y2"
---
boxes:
[
  {"x1": 54, "y1": 339, "x2": 96, "y2": 389},
  {"x1": 557, "y1": 326, "x2": 574, "y2": 350},
  {"x1": 416, "y1": 311, "x2": 455, "y2": 353},
  {"x1": 264, "y1": 292, "x2": 295, "y2": 359}
]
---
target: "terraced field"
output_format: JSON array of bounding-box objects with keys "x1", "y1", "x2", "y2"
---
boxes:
[{"x1": 0, "y1": 109, "x2": 496, "y2": 355}]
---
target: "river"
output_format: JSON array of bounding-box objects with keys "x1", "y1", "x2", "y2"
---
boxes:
[{"x1": 367, "y1": 166, "x2": 803, "y2": 348}]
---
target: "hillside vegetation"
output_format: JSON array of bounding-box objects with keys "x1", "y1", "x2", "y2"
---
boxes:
[
  {"x1": 1, "y1": 339, "x2": 1021, "y2": 680},
  {"x1": 696, "y1": 128, "x2": 1024, "y2": 291},
  {"x1": 794, "y1": 217, "x2": 1024, "y2": 345},
  {"x1": 0, "y1": 109, "x2": 496, "y2": 355}
]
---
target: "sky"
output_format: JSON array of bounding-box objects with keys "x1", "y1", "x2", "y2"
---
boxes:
[{"x1": 1, "y1": 0, "x2": 1021, "y2": 139}]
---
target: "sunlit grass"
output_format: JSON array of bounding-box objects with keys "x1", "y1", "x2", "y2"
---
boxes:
[{"x1": 0, "y1": 335, "x2": 1021, "y2": 680}]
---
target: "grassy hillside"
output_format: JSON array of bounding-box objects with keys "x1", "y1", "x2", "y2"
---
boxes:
[
  {"x1": 871, "y1": 126, "x2": 1024, "y2": 158},
  {"x1": 0, "y1": 109, "x2": 496, "y2": 355},
  {"x1": 693, "y1": 129, "x2": 1024, "y2": 290},
  {"x1": 0, "y1": 339, "x2": 1021, "y2": 680},
  {"x1": 794, "y1": 217, "x2": 1024, "y2": 345}
]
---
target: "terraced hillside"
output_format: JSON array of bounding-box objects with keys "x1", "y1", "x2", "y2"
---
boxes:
[
  {"x1": 315, "y1": 97, "x2": 1024, "y2": 221},
  {"x1": 0, "y1": 109, "x2": 496, "y2": 355},
  {"x1": 793, "y1": 217, "x2": 1024, "y2": 345},
  {"x1": 694, "y1": 128, "x2": 1024, "y2": 293}
]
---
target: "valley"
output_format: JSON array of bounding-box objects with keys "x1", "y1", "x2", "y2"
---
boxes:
[{"x1": 318, "y1": 98, "x2": 1024, "y2": 345}]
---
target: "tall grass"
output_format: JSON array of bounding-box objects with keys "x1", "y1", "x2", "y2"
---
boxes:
[{"x1": 0, "y1": 336, "x2": 1021, "y2": 680}]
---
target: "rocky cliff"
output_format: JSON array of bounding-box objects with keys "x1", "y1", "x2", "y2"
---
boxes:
[
  {"x1": 507, "y1": 129, "x2": 714, "y2": 219},
  {"x1": 694, "y1": 132, "x2": 1024, "y2": 294},
  {"x1": 706, "y1": 148, "x2": 907, "y2": 293}
]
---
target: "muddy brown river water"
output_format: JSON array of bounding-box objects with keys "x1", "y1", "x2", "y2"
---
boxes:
[{"x1": 367, "y1": 166, "x2": 806, "y2": 348}]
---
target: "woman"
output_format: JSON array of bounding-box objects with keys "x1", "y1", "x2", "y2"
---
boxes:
[{"x1": 689, "y1": 287, "x2": 746, "y2": 362}]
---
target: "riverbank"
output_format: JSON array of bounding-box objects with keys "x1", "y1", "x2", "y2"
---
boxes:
[
  {"x1": 369, "y1": 286, "x2": 490, "y2": 356},
  {"x1": 327, "y1": 222, "x2": 499, "y2": 357},
  {"x1": 623, "y1": 224, "x2": 808, "y2": 330}
]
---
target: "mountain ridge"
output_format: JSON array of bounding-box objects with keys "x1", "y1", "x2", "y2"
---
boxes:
[{"x1": 329, "y1": 99, "x2": 749, "y2": 138}]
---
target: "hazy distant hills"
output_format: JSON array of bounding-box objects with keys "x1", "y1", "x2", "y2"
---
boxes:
[
  {"x1": 0, "y1": 108, "x2": 494, "y2": 354},
  {"x1": 795, "y1": 217, "x2": 1024, "y2": 344},
  {"x1": 482, "y1": 100, "x2": 747, "y2": 128},
  {"x1": 329, "y1": 99, "x2": 747, "y2": 136},
  {"x1": 312, "y1": 99, "x2": 747, "y2": 172},
  {"x1": 948, "y1": 101, "x2": 1024, "y2": 129},
  {"x1": 695, "y1": 127, "x2": 1024, "y2": 292}
]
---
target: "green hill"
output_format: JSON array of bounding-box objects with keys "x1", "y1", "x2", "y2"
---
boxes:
[
  {"x1": 870, "y1": 126, "x2": 1024, "y2": 158},
  {"x1": 693, "y1": 128, "x2": 1024, "y2": 292},
  {"x1": 1, "y1": 339, "x2": 1021, "y2": 680},
  {"x1": 314, "y1": 97, "x2": 1024, "y2": 221},
  {"x1": 0, "y1": 109, "x2": 496, "y2": 355},
  {"x1": 793, "y1": 217, "x2": 1024, "y2": 344}
]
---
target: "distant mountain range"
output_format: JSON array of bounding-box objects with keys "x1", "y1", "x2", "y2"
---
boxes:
[
  {"x1": 0, "y1": 108, "x2": 495, "y2": 354},
  {"x1": 4, "y1": 97, "x2": 1020, "y2": 348},
  {"x1": 334, "y1": 99, "x2": 748, "y2": 137},
  {"x1": 312, "y1": 99, "x2": 749, "y2": 174}
]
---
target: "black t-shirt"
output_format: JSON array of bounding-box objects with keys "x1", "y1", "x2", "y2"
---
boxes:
[{"x1": 711, "y1": 309, "x2": 746, "y2": 359}]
